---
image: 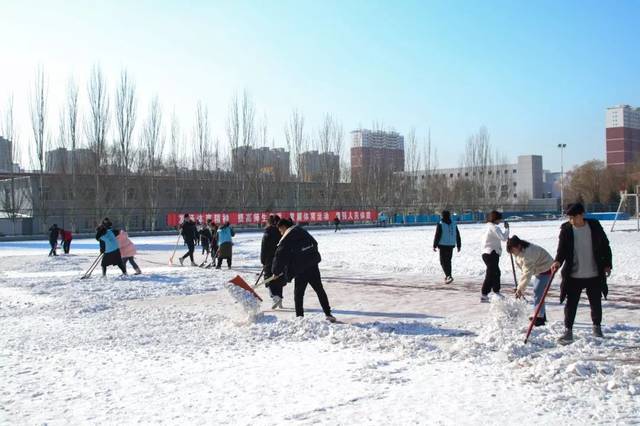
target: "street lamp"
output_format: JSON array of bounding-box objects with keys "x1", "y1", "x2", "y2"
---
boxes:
[{"x1": 558, "y1": 143, "x2": 567, "y2": 214}]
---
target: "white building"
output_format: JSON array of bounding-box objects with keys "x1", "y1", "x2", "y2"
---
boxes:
[
  {"x1": 403, "y1": 155, "x2": 545, "y2": 201},
  {"x1": 606, "y1": 105, "x2": 640, "y2": 129}
]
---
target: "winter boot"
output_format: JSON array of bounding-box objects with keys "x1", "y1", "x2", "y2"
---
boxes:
[
  {"x1": 557, "y1": 328, "x2": 574, "y2": 345},
  {"x1": 592, "y1": 325, "x2": 604, "y2": 338},
  {"x1": 534, "y1": 316, "x2": 546, "y2": 327},
  {"x1": 445, "y1": 276, "x2": 454, "y2": 284},
  {"x1": 271, "y1": 296, "x2": 283, "y2": 310},
  {"x1": 190, "y1": 261, "x2": 197, "y2": 266},
  {"x1": 326, "y1": 315, "x2": 337, "y2": 323},
  {"x1": 480, "y1": 295, "x2": 490, "y2": 303},
  {"x1": 134, "y1": 268, "x2": 142, "y2": 275},
  {"x1": 179, "y1": 257, "x2": 184, "y2": 266}
]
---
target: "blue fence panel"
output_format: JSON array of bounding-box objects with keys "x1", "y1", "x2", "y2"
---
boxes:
[{"x1": 585, "y1": 212, "x2": 629, "y2": 221}]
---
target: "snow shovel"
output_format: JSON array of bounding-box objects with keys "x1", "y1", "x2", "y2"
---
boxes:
[
  {"x1": 169, "y1": 231, "x2": 182, "y2": 265},
  {"x1": 81, "y1": 253, "x2": 104, "y2": 280},
  {"x1": 253, "y1": 268, "x2": 265, "y2": 287},
  {"x1": 228, "y1": 275, "x2": 263, "y2": 301},
  {"x1": 510, "y1": 253, "x2": 528, "y2": 302},
  {"x1": 199, "y1": 250, "x2": 210, "y2": 267},
  {"x1": 524, "y1": 270, "x2": 557, "y2": 344},
  {"x1": 253, "y1": 272, "x2": 282, "y2": 289},
  {"x1": 510, "y1": 253, "x2": 518, "y2": 290}
]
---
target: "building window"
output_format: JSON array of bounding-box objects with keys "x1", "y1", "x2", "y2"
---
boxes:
[
  {"x1": 449, "y1": 173, "x2": 453, "y2": 178},
  {"x1": 513, "y1": 182, "x2": 517, "y2": 186},
  {"x1": 513, "y1": 169, "x2": 517, "y2": 173},
  {"x1": 465, "y1": 172, "x2": 468, "y2": 177}
]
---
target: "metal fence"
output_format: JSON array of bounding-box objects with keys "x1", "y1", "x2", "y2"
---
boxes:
[{"x1": 0, "y1": 201, "x2": 623, "y2": 237}]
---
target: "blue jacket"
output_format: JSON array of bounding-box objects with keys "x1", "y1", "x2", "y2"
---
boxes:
[
  {"x1": 433, "y1": 221, "x2": 461, "y2": 249},
  {"x1": 217, "y1": 226, "x2": 234, "y2": 245},
  {"x1": 99, "y1": 229, "x2": 120, "y2": 253}
]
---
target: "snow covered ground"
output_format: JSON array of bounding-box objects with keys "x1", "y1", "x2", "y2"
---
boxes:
[{"x1": 1, "y1": 220, "x2": 639, "y2": 424}]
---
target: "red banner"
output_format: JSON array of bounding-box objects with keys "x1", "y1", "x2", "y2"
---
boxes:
[{"x1": 167, "y1": 209, "x2": 378, "y2": 227}]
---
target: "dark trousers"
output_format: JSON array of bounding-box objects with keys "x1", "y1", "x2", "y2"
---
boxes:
[
  {"x1": 564, "y1": 276, "x2": 603, "y2": 329},
  {"x1": 122, "y1": 257, "x2": 140, "y2": 273},
  {"x1": 438, "y1": 245, "x2": 454, "y2": 277},
  {"x1": 102, "y1": 262, "x2": 126, "y2": 276},
  {"x1": 62, "y1": 240, "x2": 71, "y2": 254},
  {"x1": 201, "y1": 240, "x2": 210, "y2": 255},
  {"x1": 294, "y1": 265, "x2": 331, "y2": 317},
  {"x1": 181, "y1": 240, "x2": 195, "y2": 262},
  {"x1": 216, "y1": 257, "x2": 232, "y2": 268},
  {"x1": 264, "y1": 262, "x2": 284, "y2": 298},
  {"x1": 481, "y1": 251, "x2": 501, "y2": 295},
  {"x1": 48, "y1": 240, "x2": 57, "y2": 256}
]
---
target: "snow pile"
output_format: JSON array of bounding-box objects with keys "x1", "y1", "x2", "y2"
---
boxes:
[
  {"x1": 2, "y1": 221, "x2": 639, "y2": 424},
  {"x1": 447, "y1": 295, "x2": 536, "y2": 362},
  {"x1": 443, "y1": 295, "x2": 640, "y2": 420},
  {"x1": 224, "y1": 282, "x2": 262, "y2": 323},
  {"x1": 243, "y1": 318, "x2": 442, "y2": 355}
]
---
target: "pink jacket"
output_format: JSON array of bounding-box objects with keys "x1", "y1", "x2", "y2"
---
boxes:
[{"x1": 116, "y1": 231, "x2": 137, "y2": 258}]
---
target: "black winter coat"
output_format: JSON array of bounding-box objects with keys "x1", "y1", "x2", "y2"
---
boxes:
[
  {"x1": 181, "y1": 220, "x2": 198, "y2": 243},
  {"x1": 554, "y1": 219, "x2": 612, "y2": 303},
  {"x1": 48, "y1": 226, "x2": 60, "y2": 241},
  {"x1": 200, "y1": 227, "x2": 213, "y2": 244},
  {"x1": 272, "y1": 226, "x2": 321, "y2": 282},
  {"x1": 261, "y1": 225, "x2": 281, "y2": 266}
]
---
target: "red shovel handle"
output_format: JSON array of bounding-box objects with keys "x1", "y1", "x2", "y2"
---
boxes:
[{"x1": 524, "y1": 270, "x2": 556, "y2": 344}]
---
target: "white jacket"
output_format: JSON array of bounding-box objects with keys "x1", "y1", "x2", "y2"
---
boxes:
[
  {"x1": 480, "y1": 223, "x2": 509, "y2": 255},
  {"x1": 513, "y1": 243, "x2": 554, "y2": 292}
]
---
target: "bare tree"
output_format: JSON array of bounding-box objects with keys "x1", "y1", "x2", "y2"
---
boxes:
[
  {"x1": 141, "y1": 96, "x2": 164, "y2": 230},
  {"x1": 462, "y1": 126, "x2": 493, "y2": 209},
  {"x1": 398, "y1": 127, "x2": 421, "y2": 217},
  {"x1": 65, "y1": 77, "x2": 80, "y2": 230},
  {"x1": 193, "y1": 101, "x2": 212, "y2": 212},
  {"x1": 85, "y1": 65, "x2": 110, "y2": 222},
  {"x1": 284, "y1": 109, "x2": 306, "y2": 209},
  {"x1": 29, "y1": 66, "x2": 48, "y2": 231},
  {"x1": 168, "y1": 109, "x2": 184, "y2": 210},
  {"x1": 226, "y1": 91, "x2": 256, "y2": 207},
  {"x1": 114, "y1": 69, "x2": 137, "y2": 226},
  {"x1": 317, "y1": 114, "x2": 343, "y2": 209},
  {"x1": 1, "y1": 95, "x2": 30, "y2": 234},
  {"x1": 565, "y1": 160, "x2": 624, "y2": 205}
]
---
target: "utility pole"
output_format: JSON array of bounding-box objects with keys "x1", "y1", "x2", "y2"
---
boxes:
[{"x1": 557, "y1": 143, "x2": 567, "y2": 213}]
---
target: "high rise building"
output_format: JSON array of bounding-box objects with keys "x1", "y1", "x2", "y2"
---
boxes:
[
  {"x1": 606, "y1": 105, "x2": 640, "y2": 171},
  {"x1": 45, "y1": 148, "x2": 97, "y2": 174},
  {"x1": 231, "y1": 146, "x2": 290, "y2": 179},
  {"x1": 0, "y1": 136, "x2": 13, "y2": 172},
  {"x1": 298, "y1": 150, "x2": 340, "y2": 182},
  {"x1": 350, "y1": 129, "x2": 404, "y2": 177}
]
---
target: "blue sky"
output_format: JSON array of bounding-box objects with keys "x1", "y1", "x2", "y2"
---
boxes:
[{"x1": 1, "y1": 0, "x2": 639, "y2": 171}]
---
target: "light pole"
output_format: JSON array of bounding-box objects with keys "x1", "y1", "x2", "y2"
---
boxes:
[{"x1": 558, "y1": 143, "x2": 567, "y2": 213}]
